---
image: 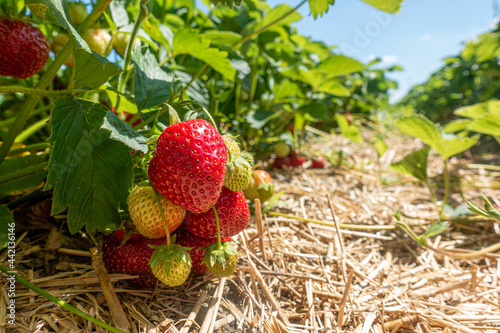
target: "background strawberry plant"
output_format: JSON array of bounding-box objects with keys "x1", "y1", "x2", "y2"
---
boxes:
[{"x1": 0, "y1": 0, "x2": 402, "y2": 236}]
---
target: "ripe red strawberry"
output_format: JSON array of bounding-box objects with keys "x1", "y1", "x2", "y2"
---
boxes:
[
  {"x1": 0, "y1": 18, "x2": 49, "y2": 79},
  {"x1": 174, "y1": 225, "x2": 230, "y2": 275},
  {"x1": 244, "y1": 170, "x2": 274, "y2": 203},
  {"x1": 184, "y1": 186, "x2": 250, "y2": 239},
  {"x1": 290, "y1": 151, "x2": 306, "y2": 167},
  {"x1": 311, "y1": 156, "x2": 325, "y2": 169},
  {"x1": 128, "y1": 185, "x2": 185, "y2": 239},
  {"x1": 102, "y1": 230, "x2": 166, "y2": 288},
  {"x1": 273, "y1": 156, "x2": 291, "y2": 169},
  {"x1": 148, "y1": 119, "x2": 228, "y2": 213}
]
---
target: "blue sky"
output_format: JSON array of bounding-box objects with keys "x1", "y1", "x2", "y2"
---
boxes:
[{"x1": 268, "y1": 0, "x2": 499, "y2": 102}]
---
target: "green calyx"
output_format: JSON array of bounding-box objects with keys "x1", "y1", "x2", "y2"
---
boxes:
[
  {"x1": 202, "y1": 241, "x2": 238, "y2": 270},
  {"x1": 149, "y1": 236, "x2": 193, "y2": 276}
]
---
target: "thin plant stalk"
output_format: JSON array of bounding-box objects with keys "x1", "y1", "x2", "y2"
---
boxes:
[
  {"x1": 0, "y1": 265, "x2": 125, "y2": 333},
  {"x1": 440, "y1": 158, "x2": 450, "y2": 219}
]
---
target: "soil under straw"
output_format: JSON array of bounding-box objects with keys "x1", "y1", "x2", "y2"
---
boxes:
[{"x1": 1, "y1": 131, "x2": 500, "y2": 333}]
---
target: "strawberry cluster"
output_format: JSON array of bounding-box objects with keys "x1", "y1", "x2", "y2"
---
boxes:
[{"x1": 104, "y1": 118, "x2": 252, "y2": 287}]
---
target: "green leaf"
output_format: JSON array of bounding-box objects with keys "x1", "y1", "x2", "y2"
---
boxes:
[
  {"x1": 308, "y1": 0, "x2": 336, "y2": 19},
  {"x1": 300, "y1": 103, "x2": 328, "y2": 120},
  {"x1": 455, "y1": 100, "x2": 500, "y2": 119},
  {"x1": 374, "y1": 137, "x2": 388, "y2": 157},
  {"x1": 0, "y1": 205, "x2": 14, "y2": 250},
  {"x1": 45, "y1": 97, "x2": 133, "y2": 234},
  {"x1": 143, "y1": 17, "x2": 174, "y2": 49},
  {"x1": 389, "y1": 147, "x2": 429, "y2": 182},
  {"x1": 203, "y1": 30, "x2": 242, "y2": 46},
  {"x1": 425, "y1": 221, "x2": 449, "y2": 239},
  {"x1": 73, "y1": 51, "x2": 122, "y2": 90},
  {"x1": 443, "y1": 119, "x2": 472, "y2": 133},
  {"x1": 101, "y1": 111, "x2": 148, "y2": 153},
  {"x1": 173, "y1": 27, "x2": 236, "y2": 80},
  {"x1": 317, "y1": 79, "x2": 351, "y2": 96},
  {"x1": 109, "y1": 0, "x2": 130, "y2": 28},
  {"x1": 335, "y1": 114, "x2": 363, "y2": 143},
  {"x1": 246, "y1": 110, "x2": 274, "y2": 129},
  {"x1": 0, "y1": 155, "x2": 48, "y2": 195},
  {"x1": 104, "y1": 88, "x2": 138, "y2": 114},
  {"x1": 468, "y1": 114, "x2": 500, "y2": 137},
  {"x1": 133, "y1": 49, "x2": 174, "y2": 111},
  {"x1": 273, "y1": 79, "x2": 305, "y2": 101},
  {"x1": 360, "y1": 0, "x2": 403, "y2": 13},
  {"x1": 395, "y1": 115, "x2": 479, "y2": 159},
  {"x1": 317, "y1": 54, "x2": 365, "y2": 78},
  {"x1": 25, "y1": 0, "x2": 87, "y2": 49}
]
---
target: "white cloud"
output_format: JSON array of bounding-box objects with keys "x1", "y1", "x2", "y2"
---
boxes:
[
  {"x1": 381, "y1": 55, "x2": 398, "y2": 63},
  {"x1": 421, "y1": 34, "x2": 431, "y2": 41}
]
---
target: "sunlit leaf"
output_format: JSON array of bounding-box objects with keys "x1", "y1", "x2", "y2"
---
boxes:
[{"x1": 389, "y1": 147, "x2": 429, "y2": 182}]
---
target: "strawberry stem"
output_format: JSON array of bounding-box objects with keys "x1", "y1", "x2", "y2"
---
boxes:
[
  {"x1": 153, "y1": 188, "x2": 171, "y2": 248},
  {"x1": 213, "y1": 206, "x2": 223, "y2": 250}
]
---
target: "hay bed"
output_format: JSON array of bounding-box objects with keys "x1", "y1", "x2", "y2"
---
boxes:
[{"x1": 1, "y1": 132, "x2": 500, "y2": 333}]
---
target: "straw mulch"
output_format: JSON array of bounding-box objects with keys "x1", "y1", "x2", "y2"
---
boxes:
[{"x1": 1, "y1": 131, "x2": 500, "y2": 333}]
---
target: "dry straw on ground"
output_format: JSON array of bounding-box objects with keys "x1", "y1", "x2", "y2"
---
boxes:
[{"x1": 1, "y1": 131, "x2": 499, "y2": 332}]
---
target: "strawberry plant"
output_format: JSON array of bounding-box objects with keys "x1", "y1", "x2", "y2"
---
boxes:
[{"x1": 0, "y1": 0, "x2": 407, "y2": 330}]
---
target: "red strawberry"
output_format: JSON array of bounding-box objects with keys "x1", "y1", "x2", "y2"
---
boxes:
[
  {"x1": 0, "y1": 18, "x2": 49, "y2": 79},
  {"x1": 290, "y1": 151, "x2": 306, "y2": 167},
  {"x1": 273, "y1": 156, "x2": 291, "y2": 169},
  {"x1": 311, "y1": 156, "x2": 325, "y2": 169},
  {"x1": 102, "y1": 230, "x2": 166, "y2": 288},
  {"x1": 174, "y1": 225, "x2": 230, "y2": 275},
  {"x1": 148, "y1": 119, "x2": 228, "y2": 213},
  {"x1": 184, "y1": 187, "x2": 250, "y2": 239}
]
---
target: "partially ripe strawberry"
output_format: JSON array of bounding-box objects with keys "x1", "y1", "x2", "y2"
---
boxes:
[
  {"x1": 128, "y1": 185, "x2": 185, "y2": 239},
  {"x1": 84, "y1": 29, "x2": 112, "y2": 56},
  {"x1": 224, "y1": 156, "x2": 252, "y2": 192},
  {"x1": 68, "y1": 3, "x2": 88, "y2": 26},
  {"x1": 174, "y1": 225, "x2": 231, "y2": 275},
  {"x1": 148, "y1": 119, "x2": 228, "y2": 214},
  {"x1": 244, "y1": 170, "x2": 274, "y2": 203},
  {"x1": 273, "y1": 156, "x2": 291, "y2": 169},
  {"x1": 0, "y1": 19, "x2": 49, "y2": 79},
  {"x1": 184, "y1": 186, "x2": 250, "y2": 239},
  {"x1": 274, "y1": 142, "x2": 291, "y2": 158},
  {"x1": 102, "y1": 230, "x2": 166, "y2": 288}
]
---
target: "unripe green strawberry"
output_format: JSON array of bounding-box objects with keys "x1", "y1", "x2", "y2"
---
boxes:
[
  {"x1": 28, "y1": 3, "x2": 47, "y2": 19},
  {"x1": 128, "y1": 185, "x2": 186, "y2": 239},
  {"x1": 149, "y1": 242, "x2": 192, "y2": 287},
  {"x1": 224, "y1": 157, "x2": 252, "y2": 192},
  {"x1": 222, "y1": 135, "x2": 241, "y2": 162},
  {"x1": 274, "y1": 142, "x2": 291, "y2": 158},
  {"x1": 113, "y1": 32, "x2": 139, "y2": 58},
  {"x1": 68, "y1": 3, "x2": 88, "y2": 26},
  {"x1": 51, "y1": 32, "x2": 74, "y2": 67},
  {"x1": 84, "y1": 28, "x2": 112, "y2": 56},
  {"x1": 203, "y1": 242, "x2": 238, "y2": 277}
]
